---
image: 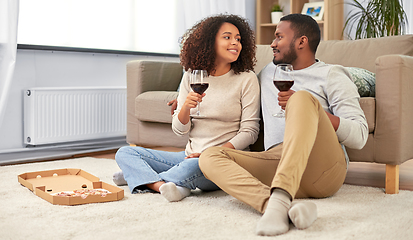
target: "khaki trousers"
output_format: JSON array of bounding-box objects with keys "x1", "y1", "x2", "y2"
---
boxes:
[{"x1": 199, "y1": 91, "x2": 347, "y2": 213}]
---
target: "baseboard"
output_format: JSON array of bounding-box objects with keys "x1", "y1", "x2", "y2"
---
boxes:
[{"x1": 0, "y1": 137, "x2": 127, "y2": 166}]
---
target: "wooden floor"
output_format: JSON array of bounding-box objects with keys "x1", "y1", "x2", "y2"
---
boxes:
[{"x1": 83, "y1": 147, "x2": 413, "y2": 192}]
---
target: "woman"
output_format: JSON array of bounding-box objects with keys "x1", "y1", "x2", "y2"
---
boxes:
[{"x1": 114, "y1": 14, "x2": 260, "y2": 202}]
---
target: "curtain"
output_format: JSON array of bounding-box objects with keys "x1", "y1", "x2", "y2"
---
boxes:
[
  {"x1": 176, "y1": 0, "x2": 248, "y2": 40},
  {"x1": 403, "y1": 0, "x2": 413, "y2": 34},
  {"x1": 0, "y1": 0, "x2": 19, "y2": 127}
]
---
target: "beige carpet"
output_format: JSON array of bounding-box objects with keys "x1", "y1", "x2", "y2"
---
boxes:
[{"x1": 1, "y1": 157, "x2": 412, "y2": 240}]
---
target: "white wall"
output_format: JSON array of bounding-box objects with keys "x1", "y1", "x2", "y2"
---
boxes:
[{"x1": 0, "y1": 49, "x2": 179, "y2": 152}]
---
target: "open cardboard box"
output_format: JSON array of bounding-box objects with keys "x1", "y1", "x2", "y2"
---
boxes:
[{"x1": 18, "y1": 168, "x2": 124, "y2": 205}]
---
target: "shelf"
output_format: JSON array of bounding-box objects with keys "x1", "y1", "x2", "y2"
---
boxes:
[
  {"x1": 260, "y1": 20, "x2": 324, "y2": 27},
  {"x1": 256, "y1": 0, "x2": 342, "y2": 44},
  {"x1": 260, "y1": 23, "x2": 277, "y2": 27}
]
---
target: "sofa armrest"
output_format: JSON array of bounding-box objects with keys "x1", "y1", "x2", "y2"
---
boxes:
[
  {"x1": 374, "y1": 54, "x2": 413, "y2": 165},
  {"x1": 127, "y1": 60, "x2": 183, "y2": 96},
  {"x1": 126, "y1": 60, "x2": 183, "y2": 145}
]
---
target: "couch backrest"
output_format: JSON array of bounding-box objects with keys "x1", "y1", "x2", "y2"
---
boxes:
[
  {"x1": 255, "y1": 35, "x2": 413, "y2": 74},
  {"x1": 255, "y1": 45, "x2": 274, "y2": 74},
  {"x1": 316, "y1": 35, "x2": 413, "y2": 73}
]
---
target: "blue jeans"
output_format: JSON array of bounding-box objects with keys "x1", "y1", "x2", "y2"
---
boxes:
[{"x1": 115, "y1": 146, "x2": 219, "y2": 193}]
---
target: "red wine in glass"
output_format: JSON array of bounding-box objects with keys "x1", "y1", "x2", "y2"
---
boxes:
[
  {"x1": 190, "y1": 83, "x2": 209, "y2": 94},
  {"x1": 273, "y1": 80, "x2": 294, "y2": 91}
]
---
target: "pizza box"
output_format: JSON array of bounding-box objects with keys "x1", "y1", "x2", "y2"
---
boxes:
[{"x1": 18, "y1": 168, "x2": 124, "y2": 205}]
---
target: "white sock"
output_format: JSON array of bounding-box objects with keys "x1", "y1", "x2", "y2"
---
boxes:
[
  {"x1": 256, "y1": 189, "x2": 291, "y2": 236},
  {"x1": 112, "y1": 171, "x2": 127, "y2": 186},
  {"x1": 159, "y1": 182, "x2": 191, "y2": 202},
  {"x1": 288, "y1": 202, "x2": 317, "y2": 229}
]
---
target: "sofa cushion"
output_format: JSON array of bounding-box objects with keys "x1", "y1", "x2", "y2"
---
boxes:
[
  {"x1": 135, "y1": 91, "x2": 179, "y2": 123},
  {"x1": 316, "y1": 35, "x2": 413, "y2": 73},
  {"x1": 346, "y1": 67, "x2": 376, "y2": 97}
]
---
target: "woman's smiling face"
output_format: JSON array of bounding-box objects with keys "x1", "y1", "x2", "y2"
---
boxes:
[{"x1": 214, "y1": 22, "x2": 242, "y2": 66}]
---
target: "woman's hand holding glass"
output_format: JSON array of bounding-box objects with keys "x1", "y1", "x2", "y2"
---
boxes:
[
  {"x1": 182, "y1": 91, "x2": 205, "y2": 113},
  {"x1": 177, "y1": 90, "x2": 205, "y2": 125},
  {"x1": 177, "y1": 70, "x2": 207, "y2": 125},
  {"x1": 190, "y1": 69, "x2": 209, "y2": 116}
]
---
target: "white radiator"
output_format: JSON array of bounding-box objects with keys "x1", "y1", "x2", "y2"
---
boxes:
[{"x1": 24, "y1": 87, "x2": 126, "y2": 146}]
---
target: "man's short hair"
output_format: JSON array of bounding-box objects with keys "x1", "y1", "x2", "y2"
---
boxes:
[{"x1": 280, "y1": 14, "x2": 321, "y2": 54}]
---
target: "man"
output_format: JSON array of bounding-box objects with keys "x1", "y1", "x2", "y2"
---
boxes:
[{"x1": 198, "y1": 14, "x2": 368, "y2": 236}]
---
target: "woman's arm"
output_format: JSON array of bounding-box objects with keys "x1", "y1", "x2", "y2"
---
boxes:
[{"x1": 226, "y1": 72, "x2": 261, "y2": 150}]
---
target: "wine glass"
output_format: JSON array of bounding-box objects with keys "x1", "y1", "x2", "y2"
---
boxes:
[
  {"x1": 273, "y1": 64, "x2": 294, "y2": 118},
  {"x1": 190, "y1": 70, "x2": 209, "y2": 116}
]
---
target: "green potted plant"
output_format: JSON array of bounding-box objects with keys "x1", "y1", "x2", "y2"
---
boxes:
[
  {"x1": 271, "y1": 3, "x2": 284, "y2": 24},
  {"x1": 343, "y1": 0, "x2": 408, "y2": 39}
]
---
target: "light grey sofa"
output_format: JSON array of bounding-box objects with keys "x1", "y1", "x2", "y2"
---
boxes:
[{"x1": 126, "y1": 35, "x2": 413, "y2": 194}]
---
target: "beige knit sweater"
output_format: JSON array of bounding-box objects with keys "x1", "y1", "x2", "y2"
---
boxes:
[{"x1": 172, "y1": 70, "x2": 261, "y2": 156}]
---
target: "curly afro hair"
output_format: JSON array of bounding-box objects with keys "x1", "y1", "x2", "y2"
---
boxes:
[{"x1": 180, "y1": 14, "x2": 256, "y2": 75}]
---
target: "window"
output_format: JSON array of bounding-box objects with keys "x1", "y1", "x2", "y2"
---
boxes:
[{"x1": 18, "y1": 0, "x2": 181, "y2": 54}]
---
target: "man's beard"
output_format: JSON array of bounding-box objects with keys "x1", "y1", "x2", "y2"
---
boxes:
[{"x1": 272, "y1": 41, "x2": 297, "y2": 65}]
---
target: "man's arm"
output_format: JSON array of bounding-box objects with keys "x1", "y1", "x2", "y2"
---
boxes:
[
  {"x1": 167, "y1": 99, "x2": 178, "y2": 115},
  {"x1": 327, "y1": 66, "x2": 368, "y2": 149}
]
